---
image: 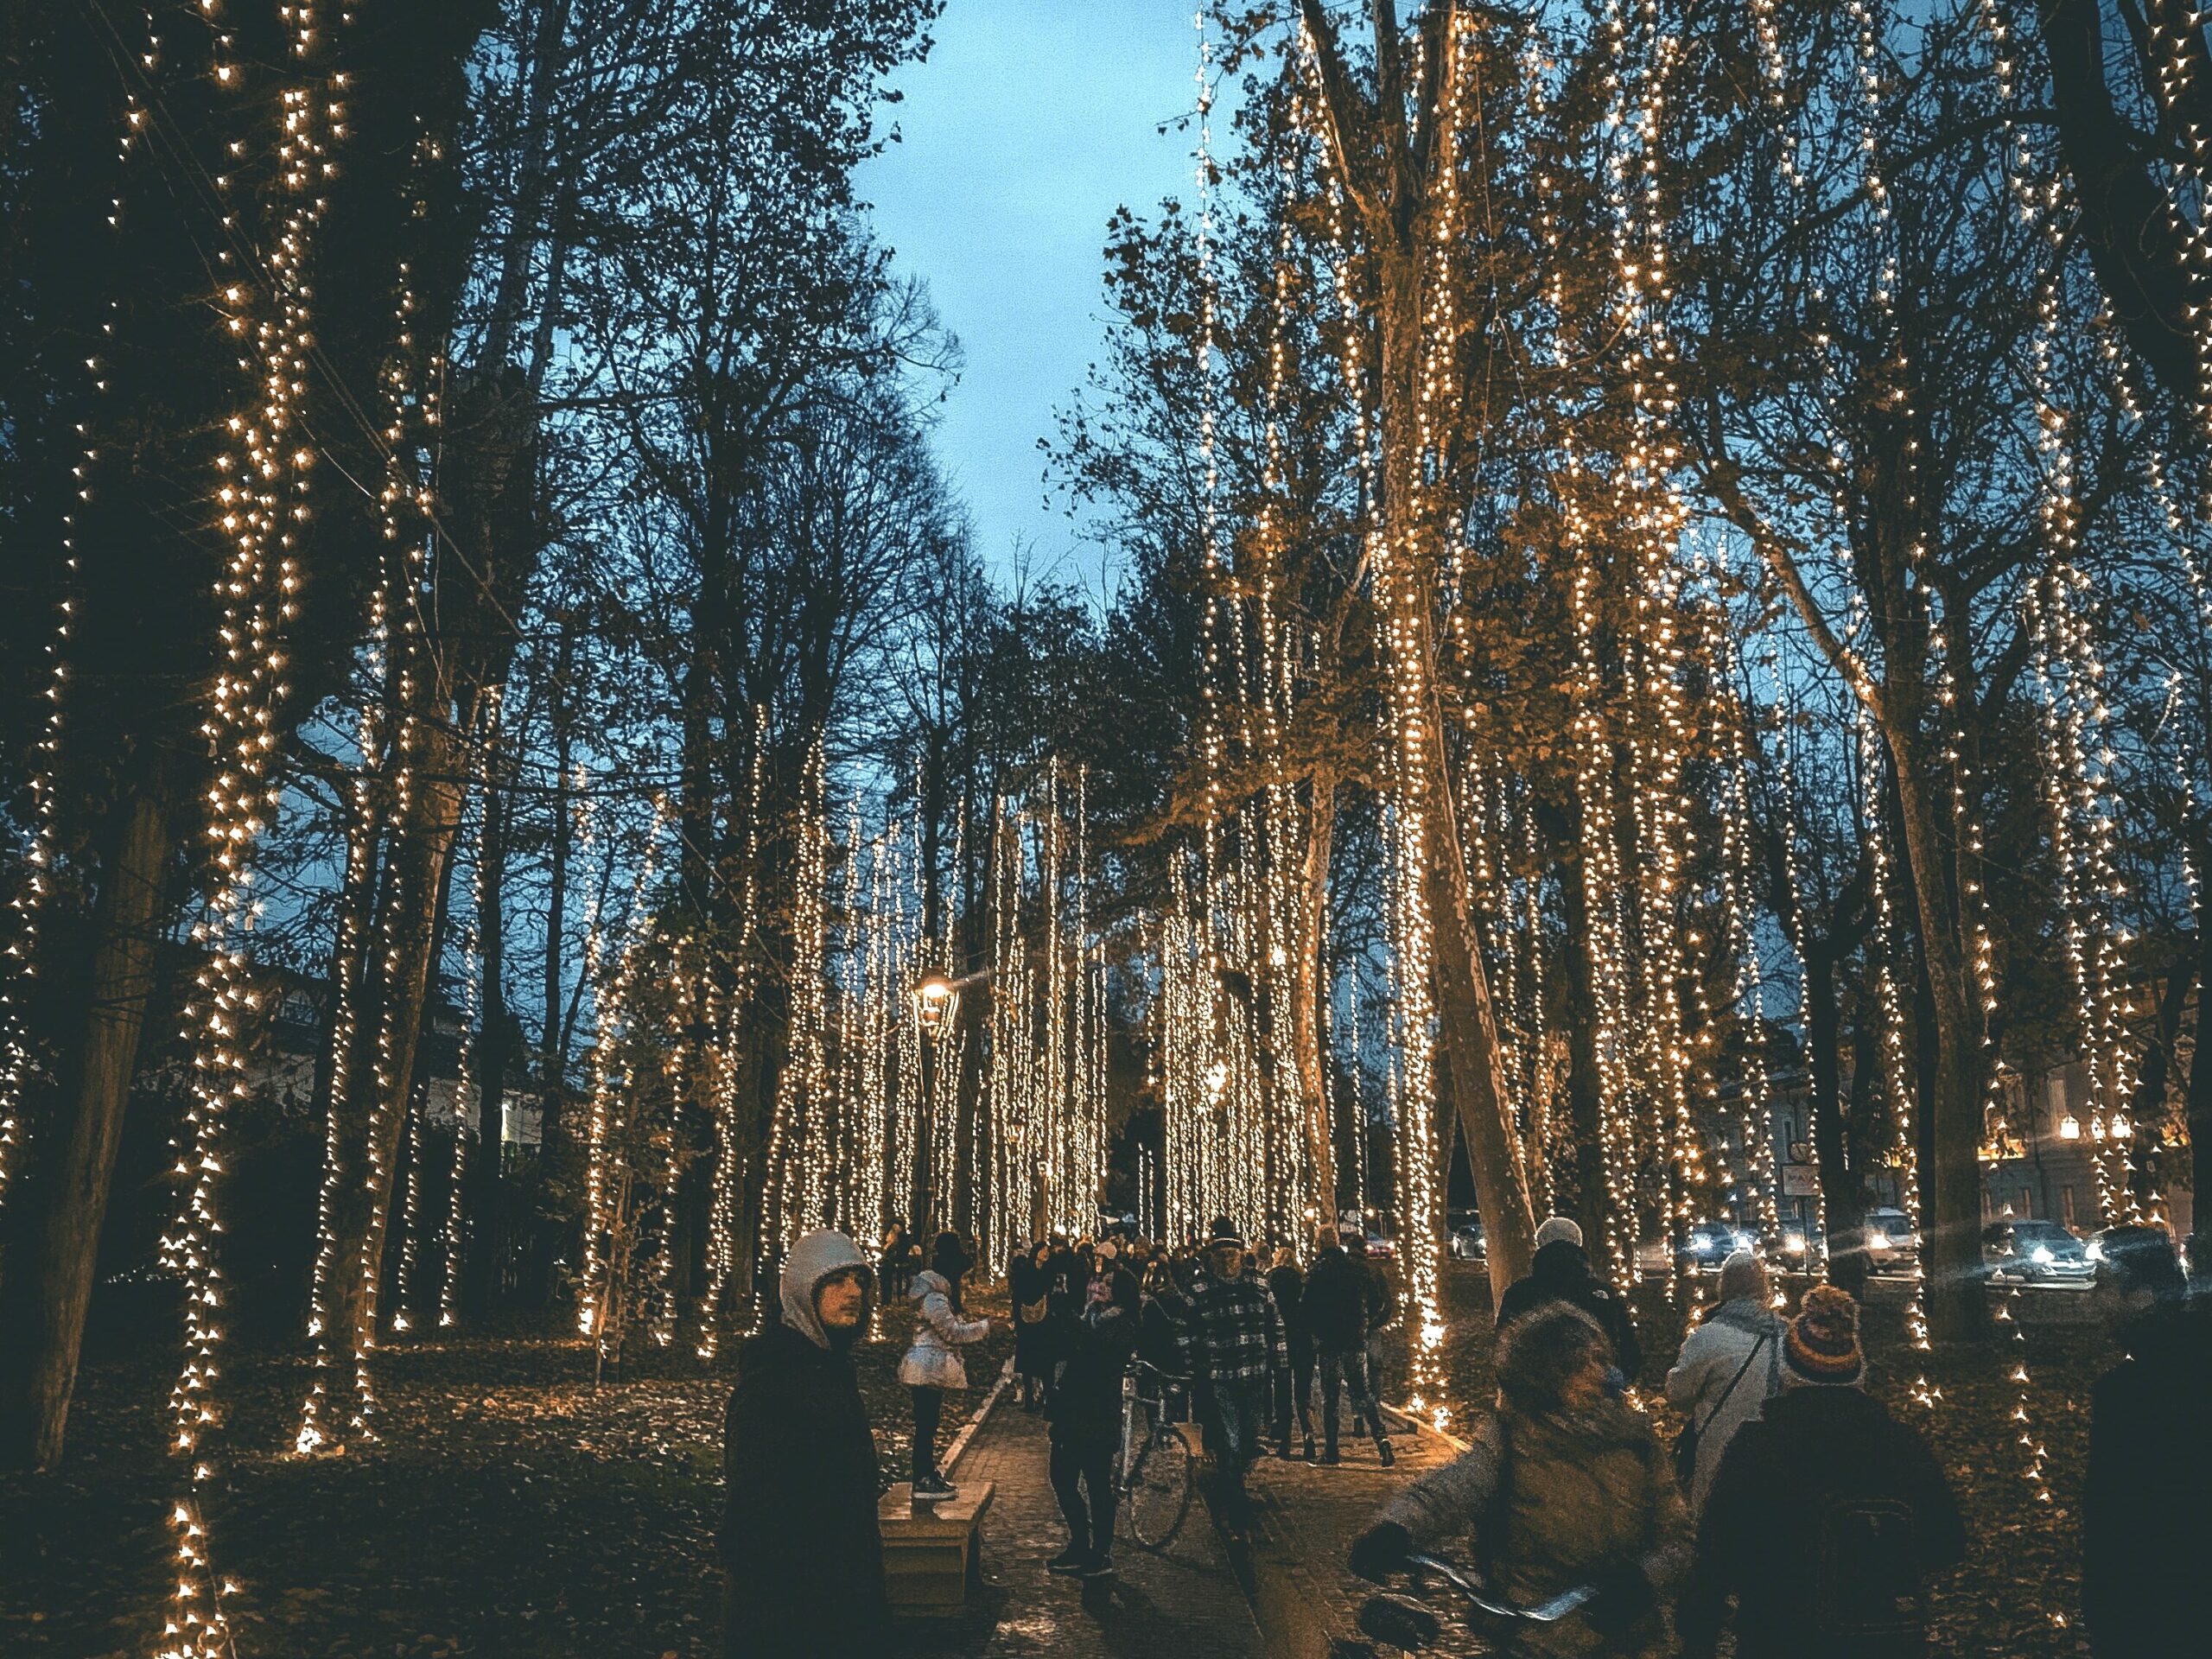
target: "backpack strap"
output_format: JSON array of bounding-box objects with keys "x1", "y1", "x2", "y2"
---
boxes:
[{"x1": 1694, "y1": 1332, "x2": 1770, "y2": 1440}]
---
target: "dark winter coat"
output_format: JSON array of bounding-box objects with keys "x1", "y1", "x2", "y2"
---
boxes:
[
  {"x1": 1010, "y1": 1255, "x2": 1056, "y2": 1376},
  {"x1": 721, "y1": 1230, "x2": 888, "y2": 1659},
  {"x1": 1048, "y1": 1299, "x2": 1139, "y2": 1444},
  {"x1": 1138, "y1": 1287, "x2": 1188, "y2": 1378},
  {"x1": 1497, "y1": 1241, "x2": 1643, "y2": 1380},
  {"x1": 1267, "y1": 1263, "x2": 1314, "y2": 1362},
  {"x1": 1304, "y1": 1243, "x2": 1380, "y2": 1355},
  {"x1": 2084, "y1": 1296, "x2": 2212, "y2": 1658},
  {"x1": 1377, "y1": 1396, "x2": 1689, "y2": 1657},
  {"x1": 1676, "y1": 1384, "x2": 1967, "y2": 1659}
]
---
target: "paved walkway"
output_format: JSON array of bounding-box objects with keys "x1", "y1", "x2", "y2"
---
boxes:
[
  {"x1": 902, "y1": 1395, "x2": 1263, "y2": 1658},
  {"x1": 1227, "y1": 1405, "x2": 1463, "y2": 1659},
  {"x1": 898, "y1": 1382, "x2": 1465, "y2": 1659}
]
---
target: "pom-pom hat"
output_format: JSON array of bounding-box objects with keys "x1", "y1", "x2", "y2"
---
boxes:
[{"x1": 1784, "y1": 1284, "x2": 1866, "y2": 1385}]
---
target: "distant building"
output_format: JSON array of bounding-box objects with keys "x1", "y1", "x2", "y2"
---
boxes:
[{"x1": 249, "y1": 967, "x2": 546, "y2": 1153}]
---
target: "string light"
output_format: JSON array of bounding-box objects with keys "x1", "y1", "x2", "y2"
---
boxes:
[
  {"x1": 162, "y1": 0, "x2": 344, "y2": 1646},
  {"x1": 439, "y1": 689, "x2": 501, "y2": 1329}
]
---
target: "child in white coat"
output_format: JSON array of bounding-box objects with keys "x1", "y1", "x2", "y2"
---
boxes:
[{"x1": 899, "y1": 1231, "x2": 995, "y2": 1498}]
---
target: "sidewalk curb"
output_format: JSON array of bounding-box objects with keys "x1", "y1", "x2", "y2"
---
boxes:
[
  {"x1": 942, "y1": 1356, "x2": 1014, "y2": 1477},
  {"x1": 1376, "y1": 1400, "x2": 1468, "y2": 1453}
]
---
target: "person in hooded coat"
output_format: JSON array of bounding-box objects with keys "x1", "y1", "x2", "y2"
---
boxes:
[
  {"x1": 1496, "y1": 1216, "x2": 1643, "y2": 1382},
  {"x1": 1351, "y1": 1303, "x2": 1688, "y2": 1657},
  {"x1": 899, "y1": 1230, "x2": 994, "y2": 1497},
  {"x1": 721, "y1": 1230, "x2": 887, "y2": 1659},
  {"x1": 2083, "y1": 1225, "x2": 2212, "y2": 1657},
  {"x1": 1664, "y1": 1251, "x2": 1784, "y2": 1516}
]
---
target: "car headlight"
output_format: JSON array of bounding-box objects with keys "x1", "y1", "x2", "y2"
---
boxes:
[
  {"x1": 2031, "y1": 1245, "x2": 2053, "y2": 1264},
  {"x1": 1733, "y1": 1233, "x2": 1753, "y2": 1253},
  {"x1": 2084, "y1": 1238, "x2": 2103, "y2": 1262}
]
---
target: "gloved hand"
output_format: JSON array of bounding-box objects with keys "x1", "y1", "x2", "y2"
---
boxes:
[
  {"x1": 1584, "y1": 1560, "x2": 1656, "y2": 1637},
  {"x1": 1348, "y1": 1520, "x2": 1413, "y2": 1583}
]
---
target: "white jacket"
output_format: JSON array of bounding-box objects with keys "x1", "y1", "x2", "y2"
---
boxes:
[
  {"x1": 1664, "y1": 1297, "x2": 1783, "y2": 1516},
  {"x1": 898, "y1": 1269, "x2": 990, "y2": 1390}
]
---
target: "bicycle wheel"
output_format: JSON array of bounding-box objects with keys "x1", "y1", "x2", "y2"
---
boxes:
[{"x1": 1122, "y1": 1420, "x2": 1193, "y2": 1552}]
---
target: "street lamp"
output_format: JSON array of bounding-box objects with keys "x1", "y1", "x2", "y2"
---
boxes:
[
  {"x1": 914, "y1": 970, "x2": 958, "y2": 1036},
  {"x1": 2057, "y1": 1113, "x2": 2081, "y2": 1141},
  {"x1": 912, "y1": 967, "x2": 989, "y2": 1038}
]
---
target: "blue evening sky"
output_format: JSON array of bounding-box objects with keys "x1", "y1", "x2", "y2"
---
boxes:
[{"x1": 858, "y1": 0, "x2": 1217, "y2": 592}]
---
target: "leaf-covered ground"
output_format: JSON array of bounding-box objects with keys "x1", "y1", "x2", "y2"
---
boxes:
[
  {"x1": 0, "y1": 1297, "x2": 1015, "y2": 1659},
  {"x1": 1412, "y1": 1262, "x2": 2107, "y2": 1658}
]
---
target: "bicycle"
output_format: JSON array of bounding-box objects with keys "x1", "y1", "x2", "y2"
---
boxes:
[
  {"x1": 1356, "y1": 1552, "x2": 1597, "y2": 1651},
  {"x1": 1116, "y1": 1360, "x2": 1195, "y2": 1551}
]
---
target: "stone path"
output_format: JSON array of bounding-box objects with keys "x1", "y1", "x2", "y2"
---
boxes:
[
  {"x1": 1226, "y1": 1404, "x2": 1464, "y2": 1659},
  {"x1": 902, "y1": 1394, "x2": 1263, "y2": 1658},
  {"x1": 898, "y1": 1381, "x2": 1465, "y2": 1659}
]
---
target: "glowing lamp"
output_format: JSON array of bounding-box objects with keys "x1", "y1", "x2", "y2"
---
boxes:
[
  {"x1": 2057, "y1": 1114, "x2": 2081, "y2": 1141},
  {"x1": 913, "y1": 970, "x2": 958, "y2": 1036}
]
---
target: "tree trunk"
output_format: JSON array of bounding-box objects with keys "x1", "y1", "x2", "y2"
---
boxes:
[
  {"x1": 1, "y1": 767, "x2": 175, "y2": 1469},
  {"x1": 1294, "y1": 0, "x2": 1536, "y2": 1300},
  {"x1": 542, "y1": 696, "x2": 572, "y2": 1154},
  {"x1": 324, "y1": 708, "x2": 474, "y2": 1390},
  {"x1": 1554, "y1": 846, "x2": 1611, "y2": 1268},
  {"x1": 1292, "y1": 770, "x2": 1338, "y2": 1218},
  {"x1": 1887, "y1": 746, "x2": 1988, "y2": 1343},
  {"x1": 1377, "y1": 265, "x2": 1537, "y2": 1305},
  {"x1": 2189, "y1": 904, "x2": 2211, "y2": 1243},
  {"x1": 1802, "y1": 926, "x2": 1870, "y2": 1300}
]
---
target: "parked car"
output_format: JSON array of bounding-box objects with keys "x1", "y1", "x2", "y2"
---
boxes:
[
  {"x1": 1448, "y1": 1221, "x2": 1485, "y2": 1262},
  {"x1": 1981, "y1": 1217, "x2": 2094, "y2": 1287},
  {"x1": 2085, "y1": 1220, "x2": 2181, "y2": 1287},
  {"x1": 1363, "y1": 1232, "x2": 1396, "y2": 1261},
  {"x1": 1863, "y1": 1206, "x2": 1918, "y2": 1271},
  {"x1": 1772, "y1": 1216, "x2": 1824, "y2": 1266},
  {"x1": 1680, "y1": 1219, "x2": 1757, "y2": 1273}
]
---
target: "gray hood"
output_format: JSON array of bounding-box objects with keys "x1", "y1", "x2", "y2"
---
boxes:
[{"x1": 780, "y1": 1228, "x2": 874, "y2": 1349}]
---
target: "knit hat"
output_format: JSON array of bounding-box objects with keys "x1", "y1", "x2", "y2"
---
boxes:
[
  {"x1": 1783, "y1": 1284, "x2": 1866, "y2": 1385},
  {"x1": 1534, "y1": 1215, "x2": 1584, "y2": 1250},
  {"x1": 1207, "y1": 1216, "x2": 1246, "y2": 1250}
]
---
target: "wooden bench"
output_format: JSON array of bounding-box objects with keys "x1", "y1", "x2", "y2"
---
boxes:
[{"x1": 879, "y1": 1480, "x2": 995, "y2": 1616}]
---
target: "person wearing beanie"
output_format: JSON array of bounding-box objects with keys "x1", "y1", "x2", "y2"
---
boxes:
[
  {"x1": 1664, "y1": 1251, "x2": 1784, "y2": 1516},
  {"x1": 1497, "y1": 1214, "x2": 1644, "y2": 1382},
  {"x1": 1677, "y1": 1285, "x2": 1966, "y2": 1659},
  {"x1": 1351, "y1": 1304, "x2": 1688, "y2": 1656},
  {"x1": 896, "y1": 1230, "x2": 995, "y2": 1500},
  {"x1": 2083, "y1": 1224, "x2": 2211, "y2": 1656},
  {"x1": 1176, "y1": 1217, "x2": 1288, "y2": 1524}
]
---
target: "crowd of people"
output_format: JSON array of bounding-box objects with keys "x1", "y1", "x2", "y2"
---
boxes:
[
  {"x1": 1354, "y1": 1215, "x2": 2208, "y2": 1659},
  {"x1": 718, "y1": 1208, "x2": 2209, "y2": 1658}
]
